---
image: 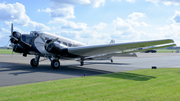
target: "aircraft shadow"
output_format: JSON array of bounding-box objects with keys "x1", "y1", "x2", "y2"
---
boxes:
[
  {"x1": 0, "y1": 62, "x2": 113, "y2": 76},
  {"x1": 0, "y1": 62, "x2": 155, "y2": 81}
]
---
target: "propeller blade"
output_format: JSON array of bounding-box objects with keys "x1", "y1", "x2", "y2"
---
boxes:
[
  {"x1": 45, "y1": 38, "x2": 59, "y2": 51},
  {"x1": 49, "y1": 38, "x2": 59, "y2": 45},
  {"x1": 11, "y1": 43, "x2": 14, "y2": 58},
  {"x1": 5, "y1": 40, "x2": 10, "y2": 48},
  {"x1": 11, "y1": 23, "x2": 13, "y2": 35},
  {"x1": 9, "y1": 36, "x2": 19, "y2": 41}
]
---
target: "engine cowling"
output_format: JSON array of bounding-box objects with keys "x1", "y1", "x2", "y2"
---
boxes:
[
  {"x1": 10, "y1": 31, "x2": 21, "y2": 44},
  {"x1": 13, "y1": 44, "x2": 24, "y2": 53},
  {"x1": 45, "y1": 40, "x2": 67, "y2": 54}
]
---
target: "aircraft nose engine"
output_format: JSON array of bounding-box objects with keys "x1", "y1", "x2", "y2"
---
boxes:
[
  {"x1": 10, "y1": 31, "x2": 21, "y2": 44},
  {"x1": 45, "y1": 40, "x2": 55, "y2": 52},
  {"x1": 45, "y1": 39, "x2": 67, "y2": 54}
]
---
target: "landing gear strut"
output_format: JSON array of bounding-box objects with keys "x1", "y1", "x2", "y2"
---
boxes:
[
  {"x1": 30, "y1": 55, "x2": 40, "y2": 67},
  {"x1": 111, "y1": 59, "x2": 113, "y2": 63},
  {"x1": 80, "y1": 58, "x2": 84, "y2": 66},
  {"x1": 80, "y1": 61, "x2": 84, "y2": 66}
]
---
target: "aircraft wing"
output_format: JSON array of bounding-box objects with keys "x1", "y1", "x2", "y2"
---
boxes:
[
  {"x1": 67, "y1": 39, "x2": 175, "y2": 57},
  {"x1": 125, "y1": 43, "x2": 176, "y2": 53}
]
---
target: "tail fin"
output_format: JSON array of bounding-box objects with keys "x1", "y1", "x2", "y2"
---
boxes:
[{"x1": 110, "y1": 39, "x2": 115, "y2": 44}]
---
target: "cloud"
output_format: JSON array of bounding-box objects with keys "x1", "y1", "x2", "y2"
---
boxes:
[
  {"x1": 172, "y1": 11, "x2": 180, "y2": 23},
  {"x1": 61, "y1": 21, "x2": 87, "y2": 30},
  {"x1": 113, "y1": 17, "x2": 133, "y2": 31},
  {"x1": 0, "y1": 2, "x2": 50, "y2": 31},
  {"x1": 111, "y1": 0, "x2": 135, "y2": 2},
  {"x1": 109, "y1": 13, "x2": 151, "y2": 42},
  {"x1": 146, "y1": 0, "x2": 180, "y2": 6},
  {"x1": 127, "y1": 19, "x2": 149, "y2": 27},
  {"x1": 48, "y1": 18, "x2": 67, "y2": 24},
  {"x1": 39, "y1": 5, "x2": 75, "y2": 18},
  {"x1": 49, "y1": 18, "x2": 87, "y2": 30},
  {"x1": 39, "y1": 0, "x2": 105, "y2": 19},
  {"x1": 50, "y1": 0, "x2": 91, "y2": 5},
  {"x1": 0, "y1": 28, "x2": 10, "y2": 35},
  {"x1": 157, "y1": 23, "x2": 180, "y2": 44},
  {"x1": 49, "y1": 12, "x2": 150, "y2": 45},
  {"x1": 50, "y1": 0, "x2": 105, "y2": 8},
  {"x1": 28, "y1": 21, "x2": 51, "y2": 31},
  {"x1": 126, "y1": 0, "x2": 135, "y2": 3},
  {"x1": 112, "y1": 17, "x2": 140, "y2": 40},
  {"x1": 93, "y1": 22, "x2": 107, "y2": 30},
  {"x1": 128, "y1": 12, "x2": 146, "y2": 20},
  {"x1": 113, "y1": 12, "x2": 148, "y2": 30},
  {"x1": 157, "y1": 11, "x2": 180, "y2": 45},
  {"x1": 56, "y1": 29, "x2": 111, "y2": 45},
  {"x1": 0, "y1": 2, "x2": 30, "y2": 25},
  {"x1": 89, "y1": 0, "x2": 105, "y2": 8}
]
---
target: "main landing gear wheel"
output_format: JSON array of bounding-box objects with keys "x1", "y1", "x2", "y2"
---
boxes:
[
  {"x1": 30, "y1": 58, "x2": 39, "y2": 67},
  {"x1": 51, "y1": 60, "x2": 60, "y2": 69}
]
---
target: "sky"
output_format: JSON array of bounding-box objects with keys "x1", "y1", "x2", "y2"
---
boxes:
[{"x1": 0, "y1": 0, "x2": 180, "y2": 47}]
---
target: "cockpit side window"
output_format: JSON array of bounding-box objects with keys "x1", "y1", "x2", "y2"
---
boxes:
[
  {"x1": 26, "y1": 36, "x2": 32, "y2": 43},
  {"x1": 22, "y1": 35, "x2": 33, "y2": 44},
  {"x1": 22, "y1": 36, "x2": 26, "y2": 42}
]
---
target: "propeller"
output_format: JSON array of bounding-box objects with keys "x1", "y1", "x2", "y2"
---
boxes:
[
  {"x1": 45, "y1": 38, "x2": 59, "y2": 52},
  {"x1": 39, "y1": 35, "x2": 59, "y2": 52},
  {"x1": 9, "y1": 23, "x2": 31, "y2": 47},
  {"x1": 9, "y1": 23, "x2": 21, "y2": 44},
  {"x1": 9, "y1": 23, "x2": 15, "y2": 57}
]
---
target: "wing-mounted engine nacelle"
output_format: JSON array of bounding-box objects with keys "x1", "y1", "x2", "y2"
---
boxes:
[
  {"x1": 13, "y1": 44, "x2": 24, "y2": 53},
  {"x1": 10, "y1": 31, "x2": 21, "y2": 44},
  {"x1": 45, "y1": 39, "x2": 67, "y2": 54}
]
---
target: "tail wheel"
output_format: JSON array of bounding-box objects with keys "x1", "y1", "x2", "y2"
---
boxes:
[
  {"x1": 30, "y1": 58, "x2": 39, "y2": 67},
  {"x1": 51, "y1": 60, "x2": 60, "y2": 69}
]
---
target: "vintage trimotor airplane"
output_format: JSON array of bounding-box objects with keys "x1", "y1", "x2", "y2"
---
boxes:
[{"x1": 9, "y1": 23, "x2": 176, "y2": 69}]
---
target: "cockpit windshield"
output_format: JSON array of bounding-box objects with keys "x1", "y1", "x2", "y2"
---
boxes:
[{"x1": 30, "y1": 31, "x2": 41, "y2": 37}]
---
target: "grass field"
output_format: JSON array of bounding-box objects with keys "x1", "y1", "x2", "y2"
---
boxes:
[
  {"x1": 156, "y1": 49, "x2": 178, "y2": 53},
  {"x1": 0, "y1": 49, "x2": 13, "y2": 54},
  {"x1": 0, "y1": 68, "x2": 180, "y2": 100}
]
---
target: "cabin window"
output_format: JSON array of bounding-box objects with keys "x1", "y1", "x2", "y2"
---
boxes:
[
  {"x1": 63, "y1": 42, "x2": 67, "y2": 46},
  {"x1": 68, "y1": 44, "x2": 72, "y2": 47},
  {"x1": 45, "y1": 37, "x2": 49, "y2": 40},
  {"x1": 57, "y1": 41, "x2": 61, "y2": 43},
  {"x1": 74, "y1": 45, "x2": 78, "y2": 47}
]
